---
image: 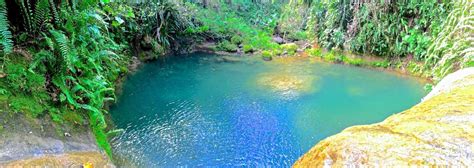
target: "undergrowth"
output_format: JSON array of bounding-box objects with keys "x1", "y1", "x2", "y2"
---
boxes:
[
  {"x1": 0, "y1": 0, "x2": 192, "y2": 158},
  {"x1": 0, "y1": 0, "x2": 471, "y2": 161}
]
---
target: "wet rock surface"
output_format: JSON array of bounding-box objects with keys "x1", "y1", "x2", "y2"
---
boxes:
[
  {"x1": 0, "y1": 113, "x2": 111, "y2": 166},
  {"x1": 294, "y1": 68, "x2": 474, "y2": 167},
  {"x1": 1, "y1": 152, "x2": 114, "y2": 167}
]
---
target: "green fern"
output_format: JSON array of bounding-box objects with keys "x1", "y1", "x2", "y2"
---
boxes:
[
  {"x1": 16, "y1": 0, "x2": 33, "y2": 31},
  {"x1": 48, "y1": 0, "x2": 60, "y2": 25},
  {"x1": 33, "y1": 0, "x2": 51, "y2": 30},
  {"x1": 49, "y1": 29, "x2": 79, "y2": 73},
  {"x1": 0, "y1": 0, "x2": 13, "y2": 54}
]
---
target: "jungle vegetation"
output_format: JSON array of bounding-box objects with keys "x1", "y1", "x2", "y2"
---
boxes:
[{"x1": 0, "y1": 0, "x2": 472, "y2": 158}]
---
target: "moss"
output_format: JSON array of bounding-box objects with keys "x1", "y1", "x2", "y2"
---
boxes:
[
  {"x1": 63, "y1": 110, "x2": 86, "y2": 125},
  {"x1": 272, "y1": 47, "x2": 283, "y2": 56},
  {"x1": 262, "y1": 50, "x2": 272, "y2": 57},
  {"x1": 9, "y1": 95, "x2": 45, "y2": 118},
  {"x1": 49, "y1": 107, "x2": 86, "y2": 125},
  {"x1": 323, "y1": 51, "x2": 337, "y2": 62},
  {"x1": 306, "y1": 48, "x2": 322, "y2": 57},
  {"x1": 347, "y1": 58, "x2": 365, "y2": 66},
  {"x1": 281, "y1": 43, "x2": 298, "y2": 56},
  {"x1": 262, "y1": 50, "x2": 273, "y2": 61}
]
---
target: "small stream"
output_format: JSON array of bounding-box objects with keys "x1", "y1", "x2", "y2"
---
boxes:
[{"x1": 110, "y1": 53, "x2": 426, "y2": 167}]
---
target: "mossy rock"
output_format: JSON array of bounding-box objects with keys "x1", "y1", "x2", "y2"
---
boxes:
[
  {"x1": 281, "y1": 43, "x2": 298, "y2": 56},
  {"x1": 9, "y1": 95, "x2": 45, "y2": 118},
  {"x1": 272, "y1": 47, "x2": 283, "y2": 56},
  {"x1": 262, "y1": 50, "x2": 273, "y2": 61},
  {"x1": 306, "y1": 48, "x2": 322, "y2": 57}
]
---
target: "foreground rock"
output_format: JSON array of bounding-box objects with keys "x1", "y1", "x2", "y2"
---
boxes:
[
  {"x1": 1, "y1": 152, "x2": 113, "y2": 167},
  {"x1": 0, "y1": 113, "x2": 113, "y2": 167},
  {"x1": 294, "y1": 68, "x2": 474, "y2": 167}
]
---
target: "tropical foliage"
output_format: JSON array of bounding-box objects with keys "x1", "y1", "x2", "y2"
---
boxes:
[
  {"x1": 423, "y1": 0, "x2": 474, "y2": 81},
  {"x1": 0, "y1": 0, "x2": 472, "y2": 160},
  {"x1": 0, "y1": 0, "x2": 191, "y2": 157}
]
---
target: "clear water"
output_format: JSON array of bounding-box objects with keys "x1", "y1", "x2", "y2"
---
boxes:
[{"x1": 110, "y1": 53, "x2": 426, "y2": 167}]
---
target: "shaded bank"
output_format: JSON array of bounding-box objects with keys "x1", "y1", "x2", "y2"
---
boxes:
[{"x1": 294, "y1": 68, "x2": 474, "y2": 167}]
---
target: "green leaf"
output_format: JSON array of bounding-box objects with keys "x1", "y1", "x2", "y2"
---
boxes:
[{"x1": 115, "y1": 16, "x2": 124, "y2": 24}]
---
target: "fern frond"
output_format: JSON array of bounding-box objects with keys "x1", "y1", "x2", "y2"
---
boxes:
[
  {"x1": 48, "y1": 0, "x2": 60, "y2": 25},
  {"x1": 41, "y1": 32, "x2": 54, "y2": 50},
  {"x1": 49, "y1": 29, "x2": 79, "y2": 73},
  {"x1": 16, "y1": 0, "x2": 33, "y2": 31},
  {"x1": 0, "y1": 0, "x2": 13, "y2": 54},
  {"x1": 33, "y1": 0, "x2": 51, "y2": 31},
  {"x1": 52, "y1": 74, "x2": 78, "y2": 106},
  {"x1": 29, "y1": 50, "x2": 53, "y2": 72},
  {"x1": 50, "y1": 30, "x2": 69, "y2": 57}
]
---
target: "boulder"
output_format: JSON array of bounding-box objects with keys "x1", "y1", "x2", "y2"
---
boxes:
[
  {"x1": 273, "y1": 36, "x2": 285, "y2": 44},
  {"x1": 294, "y1": 68, "x2": 474, "y2": 167}
]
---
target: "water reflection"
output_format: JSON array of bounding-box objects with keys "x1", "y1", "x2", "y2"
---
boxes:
[{"x1": 110, "y1": 53, "x2": 426, "y2": 167}]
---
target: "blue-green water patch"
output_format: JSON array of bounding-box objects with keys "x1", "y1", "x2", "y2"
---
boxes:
[{"x1": 110, "y1": 53, "x2": 426, "y2": 167}]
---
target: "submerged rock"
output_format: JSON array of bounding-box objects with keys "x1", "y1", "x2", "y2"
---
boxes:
[
  {"x1": 257, "y1": 70, "x2": 317, "y2": 100},
  {"x1": 294, "y1": 68, "x2": 474, "y2": 167}
]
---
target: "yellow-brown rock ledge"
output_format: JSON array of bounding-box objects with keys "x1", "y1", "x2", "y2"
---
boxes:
[{"x1": 294, "y1": 68, "x2": 474, "y2": 167}]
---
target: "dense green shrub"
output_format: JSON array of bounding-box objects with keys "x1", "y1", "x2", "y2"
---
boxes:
[
  {"x1": 217, "y1": 40, "x2": 238, "y2": 52},
  {"x1": 423, "y1": 0, "x2": 474, "y2": 81},
  {"x1": 305, "y1": 0, "x2": 451, "y2": 60},
  {"x1": 230, "y1": 35, "x2": 244, "y2": 45},
  {"x1": 243, "y1": 44, "x2": 255, "y2": 53},
  {"x1": 278, "y1": 2, "x2": 310, "y2": 41},
  {"x1": 184, "y1": 2, "x2": 279, "y2": 52},
  {"x1": 0, "y1": 0, "x2": 199, "y2": 157}
]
